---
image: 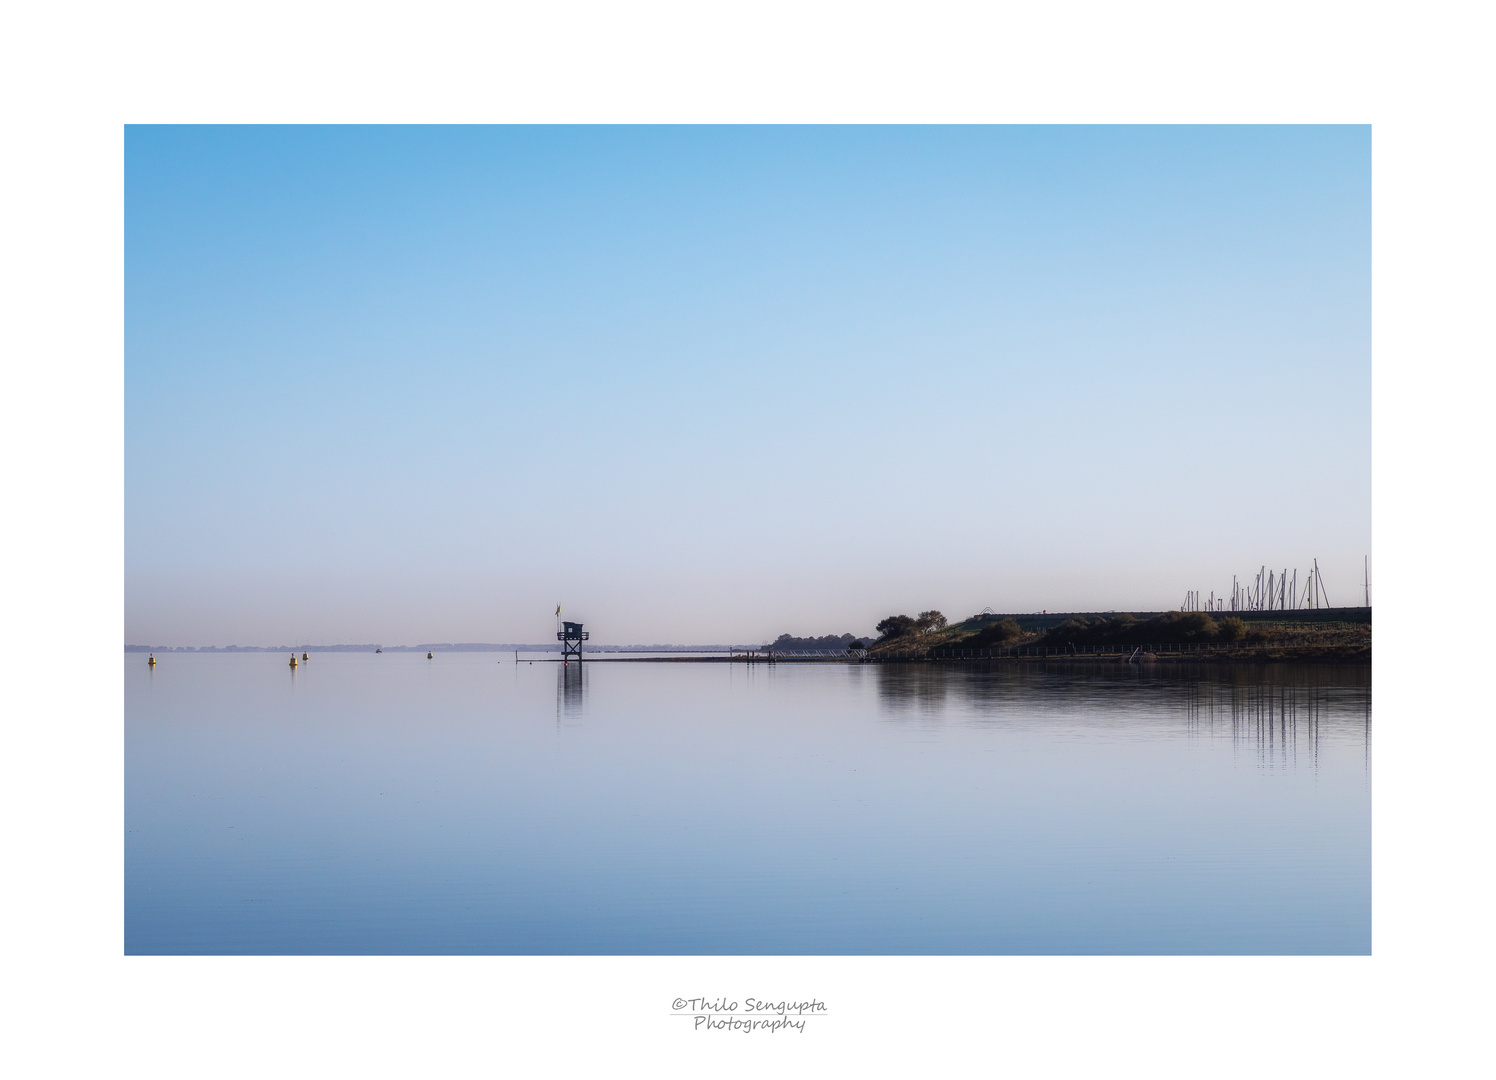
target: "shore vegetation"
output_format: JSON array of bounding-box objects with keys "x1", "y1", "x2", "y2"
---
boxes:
[{"x1": 863, "y1": 608, "x2": 1370, "y2": 662}]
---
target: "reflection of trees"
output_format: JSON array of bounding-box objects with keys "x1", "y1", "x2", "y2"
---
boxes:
[
  {"x1": 876, "y1": 662, "x2": 1071, "y2": 715},
  {"x1": 874, "y1": 663, "x2": 951, "y2": 715}
]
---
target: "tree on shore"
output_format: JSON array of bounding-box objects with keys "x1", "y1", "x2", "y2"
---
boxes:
[
  {"x1": 875, "y1": 611, "x2": 947, "y2": 640},
  {"x1": 875, "y1": 615, "x2": 918, "y2": 640},
  {"x1": 916, "y1": 610, "x2": 947, "y2": 633}
]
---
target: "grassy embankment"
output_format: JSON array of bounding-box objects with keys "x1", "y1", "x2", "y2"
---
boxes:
[{"x1": 863, "y1": 608, "x2": 1371, "y2": 663}]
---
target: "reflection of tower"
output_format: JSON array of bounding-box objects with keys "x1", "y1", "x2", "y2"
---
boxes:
[
  {"x1": 557, "y1": 662, "x2": 586, "y2": 721},
  {"x1": 558, "y1": 621, "x2": 588, "y2": 663}
]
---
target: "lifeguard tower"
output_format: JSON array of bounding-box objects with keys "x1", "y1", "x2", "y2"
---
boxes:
[{"x1": 558, "y1": 621, "x2": 588, "y2": 663}]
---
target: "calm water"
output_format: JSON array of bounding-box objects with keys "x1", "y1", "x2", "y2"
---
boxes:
[{"x1": 125, "y1": 653, "x2": 1371, "y2": 954}]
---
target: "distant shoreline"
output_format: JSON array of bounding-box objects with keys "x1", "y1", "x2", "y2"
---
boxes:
[
  {"x1": 125, "y1": 607, "x2": 1370, "y2": 659},
  {"x1": 522, "y1": 647, "x2": 1370, "y2": 665},
  {"x1": 124, "y1": 643, "x2": 754, "y2": 654}
]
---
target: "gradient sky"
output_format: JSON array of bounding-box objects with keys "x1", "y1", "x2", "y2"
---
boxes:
[{"x1": 125, "y1": 126, "x2": 1369, "y2": 646}]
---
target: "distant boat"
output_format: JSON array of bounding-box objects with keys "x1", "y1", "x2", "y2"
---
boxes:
[{"x1": 375, "y1": 648, "x2": 382, "y2": 654}]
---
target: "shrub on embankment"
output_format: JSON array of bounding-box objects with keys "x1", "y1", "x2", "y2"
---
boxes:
[
  {"x1": 1217, "y1": 617, "x2": 1247, "y2": 641},
  {"x1": 962, "y1": 618, "x2": 1024, "y2": 648},
  {"x1": 1041, "y1": 611, "x2": 1226, "y2": 647}
]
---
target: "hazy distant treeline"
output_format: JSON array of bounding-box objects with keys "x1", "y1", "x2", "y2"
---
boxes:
[{"x1": 768, "y1": 633, "x2": 866, "y2": 650}]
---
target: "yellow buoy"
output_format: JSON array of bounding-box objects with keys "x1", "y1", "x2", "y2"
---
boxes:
[
  {"x1": 302, "y1": 652, "x2": 309, "y2": 661},
  {"x1": 427, "y1": 651, "x2": 434, "y2": 659},
  {"x1": 289, "y1": 655, "x2": 298, "y2": 668},
  {"x1": 147, "y1": 654, "x2": 155, "y2": 667}
]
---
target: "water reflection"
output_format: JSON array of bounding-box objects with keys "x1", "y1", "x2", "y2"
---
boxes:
[
  {"x1": 127, "y1": 653, "x2": 1371, "y2": 954},
  {"x1": 556, "y1": 662, "x2": 586, "y2": 723},
  {"x1": 871, "y1": 662, "x2": 951, "y2": 715},
  {"x1": 875, "y1": 661, "x2": 1370, "y2": 768},
  {"x1": 1178, "y1": 668, "x2": 1371, "y2": 770}
]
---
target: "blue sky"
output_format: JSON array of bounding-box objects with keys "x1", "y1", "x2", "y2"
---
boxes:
[{"x1": 125, "y1": 126, "x2": 1369, "y2": 645}]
